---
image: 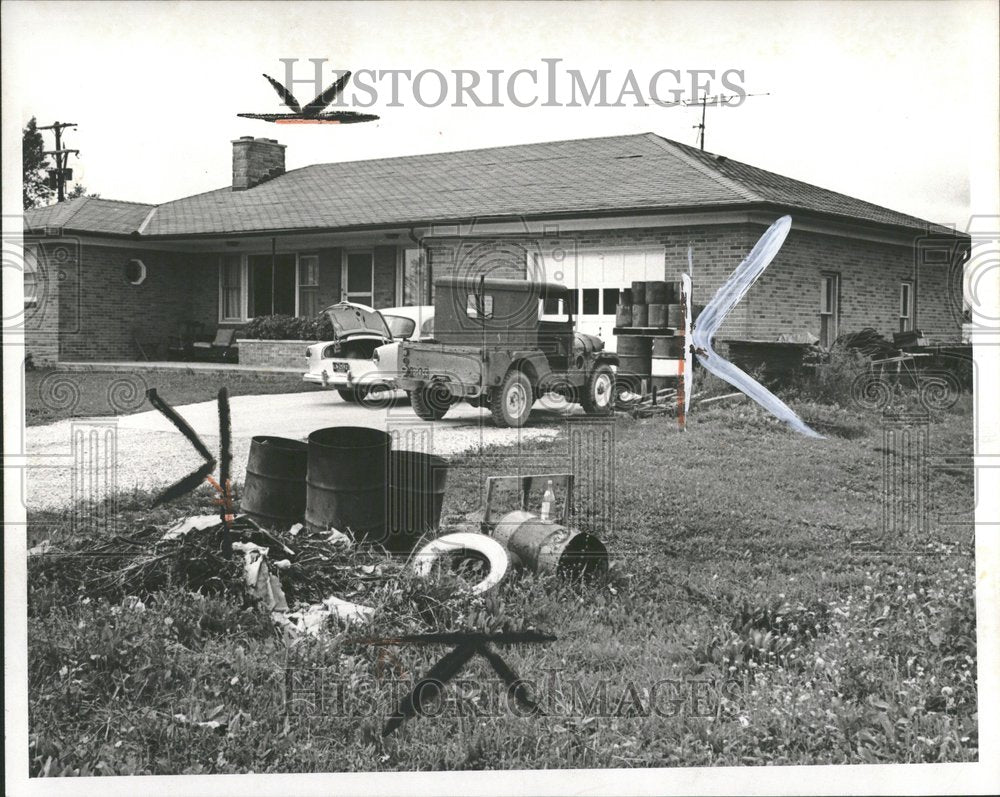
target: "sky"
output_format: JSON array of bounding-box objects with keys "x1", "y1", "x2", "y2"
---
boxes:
[{"x1": 3, "y1": 0, "x2": 998, "y2": 228}]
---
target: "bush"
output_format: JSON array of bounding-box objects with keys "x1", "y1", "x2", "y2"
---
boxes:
[{"x1": 242, "y1": 314, "x2": 333, "y2": 341}]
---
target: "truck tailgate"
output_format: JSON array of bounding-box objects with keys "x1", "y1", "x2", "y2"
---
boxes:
[{"x1": 400, "y1": 343, "x2": 486, "y2": 386}]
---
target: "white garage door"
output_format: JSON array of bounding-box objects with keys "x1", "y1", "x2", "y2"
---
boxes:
[{"x1": 534, "y1": 247, "x2": 666, "y2": 352}]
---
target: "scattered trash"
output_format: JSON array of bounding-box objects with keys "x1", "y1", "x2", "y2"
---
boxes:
[
  {"x1": 481, "y1": 474, "x2": 609, "y2": 581},
  {"x1": 698, "y1": 392, "x2": 747, "y2": 406},
  {"x1": 28, "y1": 540, "x2": 53, "y2": 557},
  {"x1": 161, "y1": 514, "x2": 226, "y2": 542},
  {"x1": 232, "y1": 541, "x2": 289, "y2": 612},
  {"x1": 411, "y1": 532, "x2": 511, "y2": 594}
]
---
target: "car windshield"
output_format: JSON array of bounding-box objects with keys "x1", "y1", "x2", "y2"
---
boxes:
[{"x1": 383, "y1": 315, "x2": 416, "y2": 339}]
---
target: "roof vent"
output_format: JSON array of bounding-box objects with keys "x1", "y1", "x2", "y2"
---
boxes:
[{"x1": 715, "y1": 155, "x2": 728, "y2": 164}]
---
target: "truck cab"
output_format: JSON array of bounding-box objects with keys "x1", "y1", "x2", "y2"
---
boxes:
[{"x1": 394, "y1": 276, "x2": 619, "y2": 427}]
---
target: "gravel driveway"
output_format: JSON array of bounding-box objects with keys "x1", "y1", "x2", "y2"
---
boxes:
[{"x1": 23, "y1": 390, "x2": 569, "y2": 513}]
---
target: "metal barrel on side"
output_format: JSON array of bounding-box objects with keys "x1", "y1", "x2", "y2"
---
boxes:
[
  {"x1": 388, "y1": 450, "x2": 449, "y2": 554},
  {"x1": 490, "y1": 510, "x2": 608, "y2": 579},
  {"x1": 651, "y1": 336, "x2": 683, "y2": 391},
  {"x1": 241, "y1": 436, "x2": 308, "y2": 529},
  {"x1": 305, "y1": 426, "x2": 390, "y2": 541},
  {"x1": 616, "y1": 335, "x2": 652, "y2": 394}
]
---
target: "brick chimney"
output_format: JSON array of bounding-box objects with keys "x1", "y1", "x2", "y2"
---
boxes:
[{"x1": 232, "y1": 136, "x2": 286, "y2": 190}]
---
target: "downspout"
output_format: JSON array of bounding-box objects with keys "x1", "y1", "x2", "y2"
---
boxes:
[
  {"x1": 270, "y1": 237, "x2": 276, "y2": 316},
  {"x1": 408, "y1": 226, "x2": 430, "y2": 305}
]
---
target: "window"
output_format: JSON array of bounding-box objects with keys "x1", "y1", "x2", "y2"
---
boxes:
[
  {"x1": 581, "y1": 288, "x2": 600, "y2": 315},
  {"x1": 343, "y1": 251, "x2": 374, "y2": 306},
  {"x1": 899, "y1": 281, "x2": 913, "y2": 332},
  {"x1": 602, "y1": 288, "x2": 620, "y2": 315},
  {"x1": 298, "y1": 255, "x2": 319, "y2": 317},
  {"x1": 220, "y1": 254, "x2": 243, "y2": 321},
  {"x1": 466, "y1": 293, "x2": 494, "y2": 319},
  {"x1": 125, "y1": 258, "x2": 146, "y2": 285},
  {"x1": 23, "y1": 245, "x2": 39, "y2": 307},
  {"x1": 401, "y1": 248, "x2": 429, "y2": 306},
  {"x1": 249, "y1": 253, "x2": 296, "y2": 316},
  {"x1": 819, "y1": 272, "x2": 840, "y2": 347},
  {"x1": 383, "y1": 314, "x2": 416, "y2": 339}
]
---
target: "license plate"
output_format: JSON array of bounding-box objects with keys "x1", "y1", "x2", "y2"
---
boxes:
[{"x1": 331, "y1": 362, "x2": 350, "y2": 373}]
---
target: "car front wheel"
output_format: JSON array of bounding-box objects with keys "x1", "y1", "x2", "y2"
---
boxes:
[{"x1": 581, "y1": 364, "x2": 615, "y2": 415}]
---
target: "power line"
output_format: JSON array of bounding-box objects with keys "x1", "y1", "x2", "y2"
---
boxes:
[{"x1": 37, "y1": 121, "x2": 79, "y2": 202}]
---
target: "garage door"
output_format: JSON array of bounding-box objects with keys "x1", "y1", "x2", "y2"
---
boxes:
[{"x1": 535, "y1": 247, "x2": 666, "y2": 352}]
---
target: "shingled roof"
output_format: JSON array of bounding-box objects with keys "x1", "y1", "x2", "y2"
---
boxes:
[
  {"x1": 24, "y1": 197, "x2": 155, "y2": 236},
  {"x1": 25, "y1": 133, "x2": 957, "y2": 238}
]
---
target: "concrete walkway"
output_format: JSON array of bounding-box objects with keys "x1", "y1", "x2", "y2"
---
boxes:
[{"x1": 22, "y1": 390, "x2": 570, "y2": 513}]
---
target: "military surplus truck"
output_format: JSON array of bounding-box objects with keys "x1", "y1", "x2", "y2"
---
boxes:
[{"x1": 387, "y1": 276, "x2": 618, "y2": 427}]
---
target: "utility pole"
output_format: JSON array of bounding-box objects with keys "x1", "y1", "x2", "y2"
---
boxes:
[
  {"x1": 684, "y1": 89, "x2": 770, "y2": 151},
  {"x1": 38, "y1": 121, "x2": 79, "y2": 202}
]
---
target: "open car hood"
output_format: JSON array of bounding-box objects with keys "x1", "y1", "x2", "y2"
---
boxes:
[{"x1": 324, "y1": 302, "x2": 393, "y2": 340}]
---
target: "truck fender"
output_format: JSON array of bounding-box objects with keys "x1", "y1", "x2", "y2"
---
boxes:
[
  {"x1": 596, "y1": 352, "x2": 620, "y2": 368},
  {"x1": 508, "y1": 351, "x2": 553, "y2": 387}
]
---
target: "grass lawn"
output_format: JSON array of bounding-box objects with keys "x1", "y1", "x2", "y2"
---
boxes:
[
  {"x1": 25, "y1": 368, "x2": 317, "y2": 427},
  {"x1": 26, "y1": 400, "x2": 976, "y2": 774}
]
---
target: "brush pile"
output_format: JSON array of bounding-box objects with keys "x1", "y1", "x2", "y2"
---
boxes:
[{"x1": 27, "y1": 514, "x2": 397, "y2": 608}]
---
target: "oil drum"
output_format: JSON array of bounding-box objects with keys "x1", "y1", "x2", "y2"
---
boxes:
[
  {"x1": 305, "y1": 426, "x2": 390, "y2": 541},
  {"x1": 616, "y1": 335, "x2": 651, "y2": 394},
  {"x1": 388, "y1": 450, "x2": 449, "y2": 553},
  {"x1": 490, "y1": 510, "x2": 608, "y2": 579},
  {"x1": 651, "y1": 336, "x2": 682, "y2": 391},
  {"x1": 631, "y1": 304, "x2": 649, "y2": 327},
  {"x1": 646, "y1": 280, "x2": 668, "y2": 304},
  {"x1": 630, "y1": 281, "x2": 647, "y2": 305},
  {"x1": 648, "y1": 303, "x2": 668, "y2": 328},
  {"x1": 241, "y1": 436, "x2": 308, "y2": 529}
]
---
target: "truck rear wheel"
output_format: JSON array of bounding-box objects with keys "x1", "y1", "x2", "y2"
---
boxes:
[
  {"x1": 409, "y1": 384, "x2": 450, "y2": 421},
  {"x1": 491, "y1": 369, "x2": 533, "y2": 428},
  {"x1": 337, "y1": 387, "x2": 361, "y2": 402},
  {"x1": 581, "y1": 364, "x2": 615, "y2": 416}
]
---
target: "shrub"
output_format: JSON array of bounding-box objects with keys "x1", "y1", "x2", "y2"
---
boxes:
[{"x1": 242, "y1": 314, "x2": 333, "y2": 341}]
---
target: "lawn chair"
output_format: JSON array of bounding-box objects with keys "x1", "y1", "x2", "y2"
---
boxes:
[{"x1": 189, "y1": 327, "x2": 239, "y2": 362}]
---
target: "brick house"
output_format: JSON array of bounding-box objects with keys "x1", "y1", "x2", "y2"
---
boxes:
[{"x1": 22, "y1": 132, "x2": 969, "y2": 366}]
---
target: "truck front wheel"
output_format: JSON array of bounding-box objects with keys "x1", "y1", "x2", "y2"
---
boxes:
[
  {"x1": 409, "y1": 385, "x2": 450, "y2": 421},
  {"x1": 581, "y1": 364, "x2": 615, "y2": 416},
  {"x1": 490, "y1": 369, "x2": 533, "y2": 428}
]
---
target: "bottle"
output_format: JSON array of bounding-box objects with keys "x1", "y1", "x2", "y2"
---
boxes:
[{"x1": 540, "y1": 479, "x2": 555, "y2": 522}]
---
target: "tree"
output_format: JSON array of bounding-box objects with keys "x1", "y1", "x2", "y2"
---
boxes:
[
  {"x1": 23, "y1": 117, "x2": 53, "y2": 209},
  {"x1": 67, "y1": 183, "x2": 100, "y2": 200}
]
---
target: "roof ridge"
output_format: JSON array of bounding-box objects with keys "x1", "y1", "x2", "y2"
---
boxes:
[{"x1": 645, "y1": 134, "x2": 764, "y2": 203}]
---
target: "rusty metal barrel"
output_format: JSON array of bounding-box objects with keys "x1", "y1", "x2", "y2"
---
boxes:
[
  {"x1": 305, "y1": 426, "x2": 389, "y2": 540},
  {"x1": 648, "y1": 303, "x2": 668, "y2": 328},
  {"x1": 388, "y1": 450, "x2": 449, "y2": 554},
  {"x1": 651, "y1": 336, "x2": 683, "y2": 391},
  {"x1": 240, "y1": 436, "x2": 308, "y2": 529},
  {"x1": 616, "y1": 335, "x2": 651, "y2": 394},
  {"x1": 490, "y1": 510, "x2": 608, "y2": 579},
  {"x1": 630, "y1": 281, "x2": 646, "y2": 304},
  {"x1": 631, "y1": 304, "x2": 649, "y2": 327}
]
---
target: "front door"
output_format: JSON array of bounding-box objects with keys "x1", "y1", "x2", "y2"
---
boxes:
[{"x1": 343, "y1": 251, "x2": 374, "y2": 307}]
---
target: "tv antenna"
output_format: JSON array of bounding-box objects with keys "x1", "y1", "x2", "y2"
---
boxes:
[{"x1": 683, "y1": 86, "x2": 770, "y2": 151}]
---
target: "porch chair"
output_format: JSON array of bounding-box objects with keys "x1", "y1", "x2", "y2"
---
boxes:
[
  {"x1": 189, "y1": 327, "x2": 239, "y2": 362},
  {"x1": 166, "y1": 320, "x2": 206, "y2": 361}
]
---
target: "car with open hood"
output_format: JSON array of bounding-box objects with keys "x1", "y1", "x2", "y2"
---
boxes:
[{"x1": 303, "y1": 303, "x2": 434, "y2": 401}]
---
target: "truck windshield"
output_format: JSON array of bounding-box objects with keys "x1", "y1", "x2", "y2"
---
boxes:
[{"x1": 383, "y1": 315, "x2": 416, "y2": 339}]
